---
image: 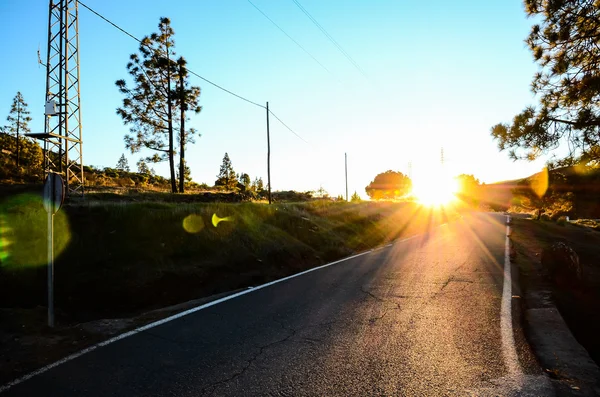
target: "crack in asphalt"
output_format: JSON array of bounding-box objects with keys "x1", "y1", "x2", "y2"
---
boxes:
[
  {"x1": 201, "y1": 318, "x2": 297, "y2": 396},
  {"x1": 360, "y1": 285, "x2": 403, "y2": 324},
  {"x1": 360, "y1": 285, "x2": 401, "y2": 308},
  {"x1": 202, "y1": 278, "x2": 470, "y2": 395}
]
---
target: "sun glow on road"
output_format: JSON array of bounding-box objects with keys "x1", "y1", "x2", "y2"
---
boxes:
[{"x1": 412, "y1": 173, "x2": 458, "y2": 207}]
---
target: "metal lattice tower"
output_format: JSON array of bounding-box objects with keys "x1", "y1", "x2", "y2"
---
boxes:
[{"x1": 30, "y1": 0, "x2": 84, "y2": 197}]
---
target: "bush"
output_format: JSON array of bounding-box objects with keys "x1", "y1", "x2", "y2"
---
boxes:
[{"x1": 556, "y1": 216, "x2": 568, "y2": 226}]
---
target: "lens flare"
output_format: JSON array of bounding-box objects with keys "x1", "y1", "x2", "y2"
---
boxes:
[
  {"x1": 212, "y1": 213, "x2": 232, "y2": 227},
  {"x1": 531, "y1": 167, "x2": 549, "y2": 198},
  {"x1": 0, "y1": 214, "x2": 12, "y2": 262},
  {"x1": 0, "y1": 194, "x2": 71, "y2": 268},
  {"x1": 182, "y1": 214, "x2": 204, "y2": 234}
]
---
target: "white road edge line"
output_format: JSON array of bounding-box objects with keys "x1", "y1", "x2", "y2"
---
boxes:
[
  {"x1": 0, "y1": 234, "x2": 420, "y2": 393},
  {"x1": 501, "y1": 215, "x2": 522, "y2": 376}
]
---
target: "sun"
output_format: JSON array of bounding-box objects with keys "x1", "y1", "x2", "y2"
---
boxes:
[{"x1": 412, "y1": 174, "x2": 458, "y2": 207}]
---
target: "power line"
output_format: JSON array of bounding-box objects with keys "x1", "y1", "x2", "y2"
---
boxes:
[
  {"x1": 77, "y1": 0, "x2": 265, "y2": 109},
  {"x1": 77, "y1": 0, "x2": 313, "y2": 146},
  {"x1": 268, "y1": 109, "x2": 312, "y2": 146},
  {"x1": 246, "y1": 0, "x2": 333, "y2": 76},
  {"x1": 291, "y1": 0, "x2": 367, "y2": 79}
]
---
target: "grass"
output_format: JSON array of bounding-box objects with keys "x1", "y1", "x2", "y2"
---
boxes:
[
  {"x1": 0, "y1": 190, "x2": 458, "y2": 384},
  {"x1": 509, "y1": 217, "x2": 600, "y2": 366},
  {"x1": 0, "y1": 194, "x2": 454, "y2": 383},
  {"x1": 0, "y1": 196, "x2": 451, "y2": 321}
]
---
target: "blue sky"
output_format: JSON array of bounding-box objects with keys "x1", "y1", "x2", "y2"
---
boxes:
[{"x1": 0, "y1": 0, "x2": 549, "y2": 197}]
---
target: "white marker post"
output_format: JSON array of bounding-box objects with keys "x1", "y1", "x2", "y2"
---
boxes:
[{"x1": 43, "y1": 173, "x2": 65, "y2": 328}]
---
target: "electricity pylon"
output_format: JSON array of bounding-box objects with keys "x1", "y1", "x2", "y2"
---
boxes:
[{"x1": 29, "y1": 0, "x2": 84, "y2": 197}]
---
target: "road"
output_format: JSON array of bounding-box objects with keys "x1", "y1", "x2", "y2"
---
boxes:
[{"x1": 2, "y1": 212, "x2": 553, "y2": 396}]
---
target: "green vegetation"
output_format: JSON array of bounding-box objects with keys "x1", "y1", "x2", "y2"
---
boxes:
[
  {"x1": 0, "y1": 133, "x2": 43, "y2": 183},
  {"x1": 365, "y1": 170, "x2": 412, "y2": 200},
  {"x1": 491, "y1": 0, "x2": 600, "y2": 167},
  {"x1": 0, "y1": 198, "x2": 450, "y2": 321},
  {"x1": 214, "y1": 152, "x2": 238, "y2": 190},
  {"x1": 116, "y1": 17, "x2": 201, "y2": 193},
  {"x1": 5, "y1": 92, "x2": 32, "y2": 169}
]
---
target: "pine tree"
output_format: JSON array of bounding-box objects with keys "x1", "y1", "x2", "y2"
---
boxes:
[
  {"x1": 6, "y1": 92, "x2": 32, "y2": 168},
  {"x1": 491, "y1": 1, "x2": 600, "y2": 166},
  {"x1": 136, "y1": 159, "x2": 150, "y2": 174},
  {"x1": 252, "y1": 177, "x2": 264, "y2": 192},
  {"x1": 116, "y1": 17, "x2": 179, "y2": 193},
  {"x1": 239, "y1": 173, "x2": 251, "y2": 190},
  {"x1": 176, "y1": 159, "x2": 192, "y2": 184},
  {"x1": 351, "y1": 191, "x2": 361, "y2": 202},
  {"x1": 116, "y1": 154, "x2": 130, "y2": 171},
  {"x1": 174, "y1": 57, "x2": 201, "y2": 193},
  {"x1": 215, "y1": 152, "x2": 238, "y2": 190}
]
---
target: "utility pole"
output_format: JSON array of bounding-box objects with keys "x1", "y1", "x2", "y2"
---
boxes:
[
  {"x1": 408, "y1": 161, "x2": 413, "y2": 180},
  {"x1": 345, "y1": 152, "x2": 348, "y2": 201},
  {"x1": 266, "y1": 102, "x2": 272, "y2": 204},
  {"x1": 441, "y1": 147, "x2": 445, "y2": 166}
]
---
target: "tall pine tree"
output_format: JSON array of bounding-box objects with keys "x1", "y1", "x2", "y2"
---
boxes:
[
  {"x1": 116, "y1": 154, "x2": 130, "y2": 172},
  {"x1": 215, "y1": 152, "x2": 238, "y2": 190},
  {"x1": 116, "y1": 17, "x2": 179, "y2": 193},
  {"x1": 6, "y1": 92, "x2": 32, "y2": 168},
  {"x1": 174, "y1": 57, "x2": 201, "y2": 193},
  {"x1": 491, "y1": 1, "x2": 600, "y2": 166}
]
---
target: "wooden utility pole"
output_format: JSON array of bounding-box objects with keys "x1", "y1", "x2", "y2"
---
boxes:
[
  {"x1": 266, "y1": 102, "x2": 272, "y2": 204},
  {"x1": 345, "y1": 152, "x2": 348, "y2": 201}
]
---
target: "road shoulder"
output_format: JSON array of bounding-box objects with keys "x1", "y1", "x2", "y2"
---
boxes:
[{"x1": 510, "y1": 218, "x2": 600, "y2": 396}]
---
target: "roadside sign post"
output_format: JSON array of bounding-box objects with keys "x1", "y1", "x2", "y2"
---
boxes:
[{"x1": 43, "y1": 173, "x2": 65, "y2": 328}]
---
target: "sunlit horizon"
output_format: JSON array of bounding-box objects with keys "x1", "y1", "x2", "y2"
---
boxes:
[{"x1": 0, "y1": 0, "x2": 554, "y2": 198}]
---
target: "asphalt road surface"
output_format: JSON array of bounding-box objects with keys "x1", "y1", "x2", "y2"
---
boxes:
[{"x1": 3, "y1": 212, "x2": 554, "y2": 396}]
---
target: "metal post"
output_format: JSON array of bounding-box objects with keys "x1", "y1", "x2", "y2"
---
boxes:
[
  {"x1": 345, "y1": 152, "x2": 348, "y2": 201},
  {"x1": 47, "y1": 210, "x2": 54, "y2": 328},
  {"x1": 266, "y1": 102, "x2": 272, "y2": 205}
]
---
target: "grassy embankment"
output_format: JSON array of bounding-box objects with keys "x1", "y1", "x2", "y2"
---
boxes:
[
  {"x1": 0, "y1": 194, "x2": 452, "y2": 322},
  {"x1": 510, "y1": 217, "x2": 600, "y2": 366},
  {"x1": 0, "y1": 193, "x2": 454, "y2": 382}
]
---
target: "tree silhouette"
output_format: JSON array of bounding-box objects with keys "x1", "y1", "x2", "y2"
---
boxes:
[
  {"x1": 116, "y1": 17, "x2": 179, "y2": 193},
  {"x1": 116, "y1": 154, "x2": 130, "y2": 172},
  {"x1": 351, "y1": 191, "x2": 361, "y2": 202},
  {"x1": 136, "y1": 159, "x2": 150, "y2": 174},
  {"x1": 6, "y1": 92, "x2": 32, "y2": 168},
  {"x1": 175, "y1": 57, "x2": 201, "y2": 193},
  {"x1": 239, "y1": 173, "x2": 251, "y2": 190},
  {"x1": 252, "y1": 177, "x2": 264, "y2": 193},
  {"x1": 365, "y1": 170, "x2": 412, "y2": 200},
  {"x1": 215, "y1": 152, "x2": 238, "y2": 190},
  {"x1": 176, "y1": 159, "x2": 192, "y2": 184},
  {"x1": 491, "y1": 1, "x2": 600, "y2": 166}
]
